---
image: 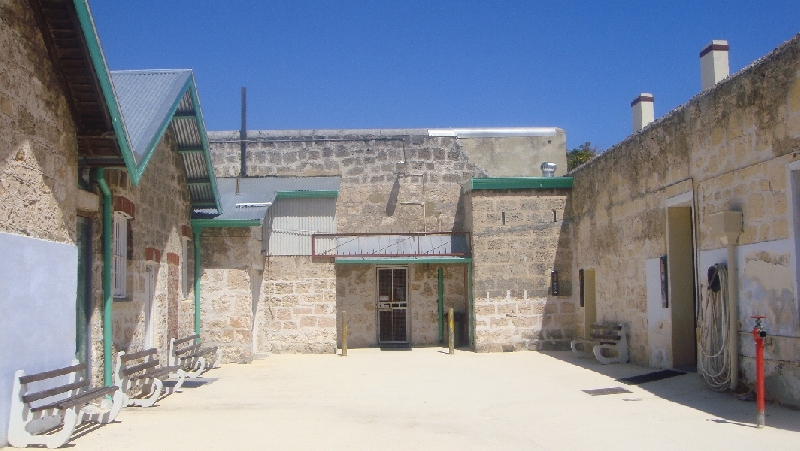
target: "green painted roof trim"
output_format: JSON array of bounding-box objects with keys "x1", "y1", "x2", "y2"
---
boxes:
[
  {"x1": 335, "y1": 257, "x2": 472, "y2": 265},
  {"x1": 126, "y1": 75, "x2": 193, "y2": 186},
  {"x1": 189, "y1": 80, "x2": 223, "y2": 213},
  {"x1": 191, "y1": 218, "x2": 261, "y2": 231},
  {"x1": 275, "y1": 190, "x2": 338, "y2": 199},
  {"x1": 73, "y1": 1, "x2": 221, "y2": 212},
  {"x1": 463, "y1": 177, "x2": 573, "y2": 192},
  {"x1": 73, "y1": 0, "x2": 136, "y2": 175}
]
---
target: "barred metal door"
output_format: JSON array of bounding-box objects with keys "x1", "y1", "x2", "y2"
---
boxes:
[{"x1": 377, "y1": 268, "x2": 407, "y2": 343}]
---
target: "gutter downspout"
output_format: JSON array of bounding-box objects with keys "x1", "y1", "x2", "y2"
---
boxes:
[
  {"x1": 437, "y1": 267, "x2": 444, "y2": 343},
  {"x1": 193, "y1": 228, "x2": 202, "y2": 343},
  {"x1": 96, "y1": 168, "x2": 113, "y2": 387}
]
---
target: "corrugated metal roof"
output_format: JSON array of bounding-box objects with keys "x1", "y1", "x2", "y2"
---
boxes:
[
  {"x1": 109, "y1": 69, "x2": 221, "y2": 212},
  {"x1": 197, "y1": 176, "x2": 340, "y2": 221},
  {"x1": 111, "y1": 70, "x2": 192, "y2": 163}
]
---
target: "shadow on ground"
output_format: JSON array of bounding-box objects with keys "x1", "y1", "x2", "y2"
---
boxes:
[{"x1": 541, "y1": 350, "x2": 800, "y2": 433}]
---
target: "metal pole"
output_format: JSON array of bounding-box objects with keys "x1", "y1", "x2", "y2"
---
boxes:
[
  {"x1": 752, "y1": 315, "x2": 766, "y2": 428},
  {"x1": 342, "y1": 310, "x2": 347, "y2": 357},
  {"x1": 240, "y1": 87, "x2": 247, "y2": 177},
  {"x1": 448, "y1": 308, "x2": 455, "y2": 355}
]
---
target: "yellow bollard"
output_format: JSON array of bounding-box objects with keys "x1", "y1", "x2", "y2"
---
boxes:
[
  {"x1": 342, "y1": 310, "x2": 348, "y2": 357},
  {"x1": 448, "y1": 308, "x2": 455, "y2": 355}
]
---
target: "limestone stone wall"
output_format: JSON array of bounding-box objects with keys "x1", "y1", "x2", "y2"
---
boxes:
[
  {"x1": 208, "y1": 130, "x2": 488, "y2": 233},
  {"x1": 258, "y1": 256, "x2": 336, "y2": 353},
  {"x1": 336, "y1": 263, "x2": 467, "y2": 348},
  {"x1": 0, "y1": 0, "x2": 78, "y2": 244},
  {"x1": 198, "y1": 226, "x2": 261, "y2": 363},
  {"x1": 568, "y1": 34, "x2": 800, "y2": 405},
  {"x1": 469, "y1": 189, "x2": 574, "y2": 352},
  {"x1": 88, "y1": 133, "x2": 195, "y2": 383}
]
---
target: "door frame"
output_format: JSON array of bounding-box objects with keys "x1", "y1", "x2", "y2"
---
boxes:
[{"x1": 375, "y1": 266, "x2": 409, "y2": 344}]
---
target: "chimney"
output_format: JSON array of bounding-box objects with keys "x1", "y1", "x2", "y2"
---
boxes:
[
  {"x1": 700, "y1": 40, "x2": 729, "y2": 90},
  {"x1": 631, "y1": 93, "x2": 654, "y2": 132}
]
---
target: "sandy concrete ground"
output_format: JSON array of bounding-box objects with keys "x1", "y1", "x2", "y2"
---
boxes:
[{"x1": 65, "y1": 348, "x2": 798, "y2": 450}]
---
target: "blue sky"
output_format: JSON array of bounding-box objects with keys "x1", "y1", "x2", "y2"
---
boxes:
[{"x1": 90, "y1": 1, "x2": 798, "y2": 150}]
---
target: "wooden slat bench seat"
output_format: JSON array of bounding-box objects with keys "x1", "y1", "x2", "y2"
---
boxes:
[
  {"x1": 168, "y1": 334, "x2": 221, "y2": 378},
  {"x1": 114, "y1": 348, "x2": 186, "y2": 407},
  {"x1": 7, "y1": 361, "x2": 124, "y2": 449},
  {"x1": 570, "y1": 323, "x2": 629, "y2": 364}
]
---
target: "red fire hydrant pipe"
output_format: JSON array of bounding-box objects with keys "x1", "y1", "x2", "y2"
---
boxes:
[{"x1": 752, "y1": 315, "x2": 766, "y2": 428}]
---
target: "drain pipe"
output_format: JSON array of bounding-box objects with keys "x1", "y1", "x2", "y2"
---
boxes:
[
  {"x1": 710, "y1": 211, "x2": 743, "y2": 391},
  {"x1": 193, "y1": 228, "x2": 202, "y2": 342},
  {"x1": 468, "y1": 260, "x2": 475, "y2": 348},
  {"x1": 95, "y1": 168, "x2": 113, "y2": 387}
]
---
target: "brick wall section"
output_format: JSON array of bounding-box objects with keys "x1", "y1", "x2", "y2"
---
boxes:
[
  {"x1": 469, "y1": 188, "x2": 574, "y2": 352},
  {"x1": 0, "y1": 0, "x2": 78, "y2": 244},
  {"x1": 88, "y1": 132, "x2": 195, "y2": 383},
  {"x1": 568, "y1": 34, "x2": 800, "y2": 405}
]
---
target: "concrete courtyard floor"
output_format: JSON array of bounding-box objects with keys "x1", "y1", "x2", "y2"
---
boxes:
[{"x1": 69, "y1": 348, "x2": 799, "y2": 450}]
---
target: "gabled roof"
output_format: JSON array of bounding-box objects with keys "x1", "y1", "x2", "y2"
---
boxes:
[
  {"x1": 109, "y1": 69, "x2": 221, "y2": 212},
  {"x1": 195, "y1": 177, "x2": 340, "y2": 222},
  {"x1": 29, "y1": 0, "x2": 126, "y2": 165}
]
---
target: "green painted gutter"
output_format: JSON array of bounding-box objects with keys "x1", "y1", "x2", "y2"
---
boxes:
[
  {"x1": 191, "y1": 219, "x2": 261, "y2": 229},
  {"x1": 463, "y1": 177, "x2": 573, "y2": 192},
  {"x1": 193, "y1": 229, "x2": 201, "y2": 343},
  {"x1": 95, "y1": 168, "x2": 113, "y2": 387},
  {"x1": 275, "y1": 190, "x2": 338, "y2": 199},
  {"x1": 335, "y1": 257, "x2": 472, "y2": 265},
  {"x1": 437, "y1": 267, "x2": 444, "y2": 344}
]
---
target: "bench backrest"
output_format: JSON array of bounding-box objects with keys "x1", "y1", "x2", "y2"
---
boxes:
[
  {"x1": 18, "y1": 363, "x2": 88, "y2": 405},
  {"x1": 119, "y1": 348, "x2": 160, "y2": 377}
]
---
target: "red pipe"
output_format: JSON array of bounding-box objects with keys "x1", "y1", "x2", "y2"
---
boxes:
[{"x1": 752, "y1": 315, "x2": 766, "y2": 428}]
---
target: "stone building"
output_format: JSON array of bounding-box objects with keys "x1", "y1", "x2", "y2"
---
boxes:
[
  {"x1": 200, "y1": 128, "x2": 572, "y2": 360},
  {"x1": 0, "y1": 1, "x2": 220, "y2": 445},
  {"x1": 567, "y1": 35, "x2": 800, "y2": 406}
]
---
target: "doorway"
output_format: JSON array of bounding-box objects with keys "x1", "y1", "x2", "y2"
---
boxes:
[
  {"x1": 144, "y1": 264, "x2": 156, "y2": 348},
  {"x1": 667, "y1": 206, "x2": 697, "y2": 368},
  {"x1": 377, "y1": 267, "x2": 408, "y2": 343}
]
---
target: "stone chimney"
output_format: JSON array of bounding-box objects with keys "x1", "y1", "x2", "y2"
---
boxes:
[
  {"x1": 631, "y1": 93, "x2": 654, "y2": 132},
  {"x1": 700, "y1": 40, "x2": 729, "y2": 90}
]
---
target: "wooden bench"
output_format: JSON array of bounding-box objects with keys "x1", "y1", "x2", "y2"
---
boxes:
[
  {"x1": 168, "y1": 334, "x2": 221, "y2": 378},
  {"x1": 571, "y1": 324, "x2": 629, "y2": 364},
  {"x1": 7, "y1": 361, "x2": 124, "y2": 449},
  {"x1": 114, "y1": 348, "x2": 186, "y2": 407}
]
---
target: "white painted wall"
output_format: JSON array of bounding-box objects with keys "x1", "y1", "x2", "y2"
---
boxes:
[{"x1": 0, "y1": 232, "x2": 77, "y2": 446}]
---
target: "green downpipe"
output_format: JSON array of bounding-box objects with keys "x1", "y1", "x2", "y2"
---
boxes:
[
  {"x1": 468, "y1": 261, "x2": 474, "y2": 348},
  {"x1": 437, "y1": 267, "x2": 444, "y2": 343},
  {"x1": 193, "y1": 229, "x2": 201, "y2": 342},
  {"x1": 96, "y1": 168, "x2": 113, "y2": 387}
]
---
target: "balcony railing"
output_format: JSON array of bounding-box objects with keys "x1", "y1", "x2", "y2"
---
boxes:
[{"x1": 311, "y1": 232, "x2": 470, "y2": 258}]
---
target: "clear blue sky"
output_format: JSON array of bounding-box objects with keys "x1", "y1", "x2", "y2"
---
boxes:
[{"x1": 90, "y1": 1, "x2": 798, "y2": 150}]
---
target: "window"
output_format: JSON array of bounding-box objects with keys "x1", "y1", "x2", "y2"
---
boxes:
[{"x1": 112, "y1": 212, "x2": 129, "y2": 298}]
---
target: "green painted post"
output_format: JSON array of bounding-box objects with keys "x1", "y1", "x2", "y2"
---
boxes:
[
  {"x1": 96, "y1": 168, "x2": 113, "y2": 387},
  {"x1": 437, "y1": 267, "x2": 444, "y2": 343}
]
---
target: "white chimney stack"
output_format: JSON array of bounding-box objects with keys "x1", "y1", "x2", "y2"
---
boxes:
[
  {"x1": 700, "y1": 40, "x2": 729, "y2": 90},
  {"x1": 631, "y1": 93, "x2": 654, "y2": 132}
]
